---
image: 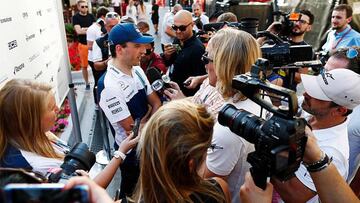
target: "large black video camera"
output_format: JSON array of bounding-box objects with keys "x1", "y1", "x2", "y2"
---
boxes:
[
  {"x1": 271, "y1": 11, "x2": 301, "y2": 41},
  {"x1": 259, "y1": 31, "x2": 313, "y2": 67},
  {"x1": 48, "y1": 143, "x2": 95, "y2": 183},
  {"x1": 218, "y1": 58, "x2": 307, "y2": 189},
  {"x1": 202, "y1": 17, "x2": 259, "y2": 38}
]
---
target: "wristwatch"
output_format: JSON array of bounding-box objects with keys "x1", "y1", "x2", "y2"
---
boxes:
[{"x1": 113, "y1": 151, "x2": 126, "y2": 161}]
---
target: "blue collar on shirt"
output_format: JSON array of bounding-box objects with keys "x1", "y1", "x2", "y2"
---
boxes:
[{"x1": 334, "y1": 25, "x2": 351, "y2": 36}]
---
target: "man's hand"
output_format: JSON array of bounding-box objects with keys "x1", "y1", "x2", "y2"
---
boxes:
[
  {"x1": 163, "y1": 44, "x2": 176, "y2": 59},
  {"x1": 240, "y1": 172, "x2": 273, "y2": 203}
]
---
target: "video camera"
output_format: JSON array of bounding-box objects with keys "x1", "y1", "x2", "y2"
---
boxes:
[
  {"x1": 48, "y1": 143, "x2": 95, "y2": 183},
  {"x1": 271, "y1": 11, "x2": 301, "y2": 41},
  {"x1": 202, "y1": 17, "x2": 259, "y2": 38},
  {"x1": 259, "y1": 31, "x2": 313, "y2": 67},
  {"x1": 218, "y1": 58, "x2": 307, "y2": 189}
]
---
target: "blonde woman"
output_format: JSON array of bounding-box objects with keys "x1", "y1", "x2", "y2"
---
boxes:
[
  {"x1": 126, "y1": 0, "x2": 137, "y2": 23},
  {"x1": 132, "y1": 99, "x2": 231, "y2": 203},
  {"x1": 200, "y1": 28, "x2": 266, "y2": 202},
  {"x1": 136, "y1": 0, "x2": 148, "y2": 22},
  {"x1": 0, "y1": 79, "x2": 138, "y2": 188}
]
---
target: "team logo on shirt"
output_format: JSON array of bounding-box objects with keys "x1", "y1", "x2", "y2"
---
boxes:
[
  {"x1": 111, "y1": 107, "x2": 123, "y2": 114},
  {"x1": 108, "y1": 101, "x2": 120, "y2": 108},
  {"x1": 208, "y1": 144, "x2": 223, "y2": 152},
  {"x1": 106, "y1": 97, "x2": 116, "y2": 102}
]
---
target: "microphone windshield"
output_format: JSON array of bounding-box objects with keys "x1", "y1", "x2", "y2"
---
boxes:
[{"x1": 146, "y1": 67, "x2": 164, "y2": 91}]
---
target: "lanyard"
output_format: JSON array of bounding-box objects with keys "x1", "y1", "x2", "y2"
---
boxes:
[{"x1": 331, "y1": 27, "x2": 352, "y2": 50}]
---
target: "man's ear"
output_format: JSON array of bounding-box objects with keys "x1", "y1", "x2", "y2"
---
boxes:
[
  {"x1": 335, "y1": 106, "x2": 348, "y2": 116},
  {"x1": 306, "y1": 25, "x2": 312, "y2": 32},
  {"x1": 347, "y1": 16, "x2": 352, "y2": 24},
  {"x1": 116, "y1": 44, "x2": 123, "y2": 55}
]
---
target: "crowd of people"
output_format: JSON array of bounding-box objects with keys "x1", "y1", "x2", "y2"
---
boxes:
[{"x1": 1, "y1": 1, "x2": 360, "y2": 203}]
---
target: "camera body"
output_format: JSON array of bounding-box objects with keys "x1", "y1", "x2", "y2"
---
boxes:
[
  {"x1": 218, "y1": 58, "x2": 307, "y2": 189},
  {"x1": 259, "y1": 31, "x2": 313, "y2": 67},
  {"x1": 3, "y1": 183, "x2": 89, "y2": 203},
  {"x1": 48, "y1": 143, "x2": 95, "y2": 183}
]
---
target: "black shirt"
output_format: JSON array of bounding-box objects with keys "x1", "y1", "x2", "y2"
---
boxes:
[
  {"x1": 167, "y1": 34, "x2": 206, "y2": 96},
  {"x1": 72, "y1": 13, "x2": 95, "y2": 45}
]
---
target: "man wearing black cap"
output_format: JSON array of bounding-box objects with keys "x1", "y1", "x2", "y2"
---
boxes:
[{"x1": 99, "y1": 23, "x2": 161, "y2": 198}]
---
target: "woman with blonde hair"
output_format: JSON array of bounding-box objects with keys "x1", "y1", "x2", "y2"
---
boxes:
[
  {"x1": 132, "y1": 99, "x2": 231, "y2": 203},
  {"x1": 0, "y1": 79, "x2": 138, "y2": 188},
  {"x1": 0, "y1": 79, "x2": 64, "y2": 174},
  {"x1": 136, "y1": 0, "x2": 148, "y2": 22},
  {"x1": 201, "y1": 28, "x2": 266, "y2": 202}
]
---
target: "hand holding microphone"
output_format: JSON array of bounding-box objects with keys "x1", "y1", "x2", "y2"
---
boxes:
[{"x1": 146, "y1": 67, "x2": 186, "y2": 101}]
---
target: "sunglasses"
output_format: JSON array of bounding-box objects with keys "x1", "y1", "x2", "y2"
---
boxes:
[
  {"x1": 172, "y1": 22, "x2": 192, "y2": 31},
  {"x1": 106, "y1": 13, "x2": 119, "y2": 19},
  {"x1": 202, "y1": 52, "x2": 213, "y2": 65},
  {"x1": 80, "y1": 5, "x2": 88, "y2": 8},
  {"x1": 145, "y1": 49, "x2": 153, "y2": 55},
  {"x1": 347, "y1": 47, "x2": 358, "y2": 59}
]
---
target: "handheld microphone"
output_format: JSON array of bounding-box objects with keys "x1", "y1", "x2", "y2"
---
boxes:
[{"x1": 146, "y1": 67, "x2": 171, "y2": 92}]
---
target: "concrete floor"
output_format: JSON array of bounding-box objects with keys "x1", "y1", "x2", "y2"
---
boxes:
[{"x1": 61, "y1": 4, "x2": 171, "y2": 199}]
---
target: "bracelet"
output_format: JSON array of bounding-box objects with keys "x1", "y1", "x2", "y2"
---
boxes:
[{"x1": 303, "y1": 152, "x2": 332, "y2": 172}]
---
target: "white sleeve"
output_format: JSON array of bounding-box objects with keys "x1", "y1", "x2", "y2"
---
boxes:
[
  {"x1": 86, "y1": 26, "x2": 96, "y2": 42},
  {"x1": 206, "y1": 123, "x2": 244, "y2": 176},
  {"x1": 202, "y1": 15, "x2": 209, "y2": 25},
  {"x1": 99, "y1": 87, "x2": 131, "y2": 123},
  {"x1": 166, "y1": 15, "x2": 174, "y2": 27},
  {"x1": 92, "y1": 41, "x2": 103, "y2": 62}
]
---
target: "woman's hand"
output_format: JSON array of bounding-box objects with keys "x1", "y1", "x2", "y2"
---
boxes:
[
  {"x1": 163, "y1": 81, "x2": 186, "y2": 100},
  {"x1": 183, "y1": 75, "x2": 206, "y2": 89},
  {"x1": 64, "y1": 176, "x2": 114, "y2": 203},
  {"x1": 118, "y1": 132, "x2": 140, "y2": 154}
]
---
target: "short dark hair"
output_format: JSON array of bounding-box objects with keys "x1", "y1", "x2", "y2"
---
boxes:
[
  {"x1": 300, "y1": 9, "x2": 314, "y2": 25},
  {"x1": 334, "y1": 4, "x2": 353, "y2": 18},
  {"x1": 96, "y1": 7, "x2": 109, "y2": 18},
  {"x1": 110, "y1": 43, "x2": 127, "y2": 57},
  {"x1": 331, "y1": 46, "x2": 360, "y2": 74},
  {"x1": 216, "y1": 12, "x2": 238, "y2": 23}
]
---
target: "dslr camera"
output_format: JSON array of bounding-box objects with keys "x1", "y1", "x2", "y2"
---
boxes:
[
  {"x1": 48, "y1": 143, "x2": 96, "y2": 183},
  {"x1": 218, "y1": 58, "x2": 307, "y2": 189}
]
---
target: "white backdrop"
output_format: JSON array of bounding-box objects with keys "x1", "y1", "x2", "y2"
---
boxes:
[{"x1": 0, "y1": 0, "x2": 70, "y2": 105}]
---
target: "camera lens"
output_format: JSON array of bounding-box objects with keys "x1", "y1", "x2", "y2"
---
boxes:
[
  {"x1": 218, "y1": 104, "x2": 264, "y2": 144},
  {"x1": 61, "y1": 143, "x2": 95, "y2": 176}
]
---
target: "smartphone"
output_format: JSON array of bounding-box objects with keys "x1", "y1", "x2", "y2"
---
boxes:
[
  {"x1": 3, "y1": 183, "x2": 89, "y2": 203},
  {"x1": 132, "y1": 118, "x2": 141, "y2": 138},
  {"x1": 172, "y1": 44, "x2": 182, "y2": 53}
]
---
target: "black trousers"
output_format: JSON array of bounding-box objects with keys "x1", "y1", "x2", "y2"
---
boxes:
[
  {"x1": 119, "y1": 148, "x2": 140, "y2": 198},
  {"x1": 89, "y1": 61, "x2": 106, "y2": 104}
]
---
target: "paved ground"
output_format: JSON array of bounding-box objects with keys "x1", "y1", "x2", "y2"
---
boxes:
[{"x1": 64, "y1": 4, "x2": 171, "y2": 199}]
